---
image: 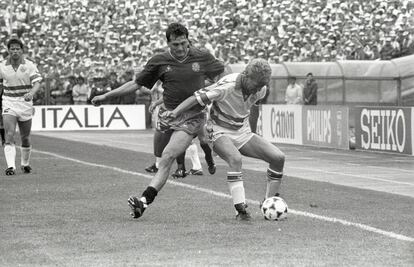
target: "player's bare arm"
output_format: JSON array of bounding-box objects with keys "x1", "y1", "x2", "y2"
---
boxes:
[
  {"x1": 149, "y1": 96, "x2": 164, "y2": 113},
  {"x1": 24, "y1": 81, "x2": 41, "y2": 102},
  {"x1": 166, "y1": 95, "x2": 198, "y2": 118},
  {"x1": 91, "y1": 80, "x2": 140, "y2": 106}
]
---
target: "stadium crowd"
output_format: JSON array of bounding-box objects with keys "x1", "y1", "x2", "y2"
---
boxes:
[{"x1": 1, "y1": 0, "x2": 414, "y2": 104}]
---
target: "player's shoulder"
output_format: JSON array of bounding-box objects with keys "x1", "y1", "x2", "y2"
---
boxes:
[
  {"x1": 189, "y1": 47, "x2": 215, "y2": 59},
  {"x1": 145, "y1": 50, "x2": 173, "y2": 67},
  {"x1": 23, "y1": 57, "x2": 37, "y2": 66},
  {"x1": 217, "y1": 73, "x2": 238, "y2": 85}
]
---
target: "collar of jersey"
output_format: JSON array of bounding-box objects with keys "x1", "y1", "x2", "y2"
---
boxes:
[
  {"x1": 168, "y1": 49, "x2": 190, "y2": 63},
  {"x1": 5, "y1": 56, "x2": 25, "y2": 66}
]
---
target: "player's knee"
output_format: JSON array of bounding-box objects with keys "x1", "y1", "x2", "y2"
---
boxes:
[
  {"x1": 228, "y1": 154, "x2": 243, "y2": 169},
  {"x1": 160, "y1": 150, "x2": 178, "y2": 165},
  {"x1": 4, "y1": 131, "x2": 15, "y2": 142},
  {"x1": 21, "y1": 139, "x2": 31, "y2": 147},
  {"x1": 20, "y1": 136, "x2": 30, "y2": 147},
  {"x1": 271, "y1": 152, "x2": 285, "y2": 166}
]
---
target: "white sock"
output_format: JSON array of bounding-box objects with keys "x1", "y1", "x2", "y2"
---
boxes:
[
  {"x1": 140, "y1": 197, "x2": 148, "y2": 208},
  {"x1": 21, "y1": 146, "x2": 32, "y2": 166},
  {"x1": 4, "y1": 144, "x2": 16, "y2": 169},
  {"x1": 265, "y1": 168, "x2": 283, "y2": 198},
  {"x1": 187, "y1": 143, "x2": 202, "y2": 170},
  {"x1": 155, "y1": 157, "x2": 161, "y2": 168},
  {"x1": 227, "y1": 172, "x2": 245, "y2": 205}
]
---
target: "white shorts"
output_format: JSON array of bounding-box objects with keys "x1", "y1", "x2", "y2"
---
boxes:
[
  {"x1": 207, "y1": 121, "x2": 254, "y2": 149},
  {"x1": 2, "y1": 98, "x2": 34, "y2": 121}
]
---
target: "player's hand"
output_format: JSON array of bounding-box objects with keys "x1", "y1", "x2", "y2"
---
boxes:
[
  {"x1": 164, "y1": 111, "x2": 177, "y2": 119},
  {"x1": 149, "y1": 102, "x2": 157, "y2": 113},
  {"x1": 91, "y1": 95, "x2": 106, "y2": 106},
  {"x1": 23, "y1": 92, "x2": 33, "y2": 102}
]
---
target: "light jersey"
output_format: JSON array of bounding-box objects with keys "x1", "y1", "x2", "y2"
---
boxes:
[
  {"x1": 135, "y1": 46, "x2": 224, "y2": 111},
  {"x1": 0, "y1": 58, "x2": 42, "y2": 102},
  {"x1": 194, "y1": 73, "x2": 267, "y2": 130}
]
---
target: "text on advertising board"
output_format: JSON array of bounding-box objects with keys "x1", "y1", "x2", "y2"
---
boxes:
[
  {"x1": 360, "y1": 108, "x2": 406, "y2": 152},
  {"x1": 41, "y1": 106, "x2": 130, "y2": 128},
  {"x1": 270, "y1": 109, "x2": 295, "y2": 139},
  {"x1": 307, "y1": 110, "x2": 331, "y2": 143}
]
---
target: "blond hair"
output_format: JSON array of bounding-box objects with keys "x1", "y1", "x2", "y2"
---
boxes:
[{"x1": 244, "y1": 58, "x2": 272, "y2": 81}]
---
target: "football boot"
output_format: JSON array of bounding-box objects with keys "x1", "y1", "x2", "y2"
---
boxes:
[
  {"x1": 128, "y1": 196, "x2": 146, "y2": 219},
  {"x1": 5, "y1": 167, "x2": 15, "y2": 176},
  {"x1": 145, "y1": 163, "x2": 158, "y2": 173}
]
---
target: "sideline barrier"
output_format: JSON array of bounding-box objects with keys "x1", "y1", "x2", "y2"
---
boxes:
[
  {"x1": 302, "y1": 105, "x2": 349, "y2": 150},
  {"x1": 32, "y1": 105, "x2": 146, "y2": 131},
  {"x1": 261, "y1": 105, "x2": 303, "y2": 145},
  {"x1": 260, "y1": 105, "x2": 349, "y2": 150},
  {"x1": 355, "y1": 106, "x2": 413, "y2": 155}
]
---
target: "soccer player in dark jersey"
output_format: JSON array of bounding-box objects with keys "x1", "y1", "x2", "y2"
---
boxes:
[{"x1": 91, "y1": 23, "x2": 224, "y2": 219}]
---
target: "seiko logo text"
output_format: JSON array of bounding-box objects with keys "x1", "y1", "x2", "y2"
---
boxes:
[{"x1": 360, "y1": 109, "x2": 406, "y2": 152}]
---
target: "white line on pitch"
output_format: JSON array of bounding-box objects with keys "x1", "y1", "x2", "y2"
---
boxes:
[
  {"x1": 34, "y1": 149, "x2": 414, "y2": 243},
  {"x1": 291, "y1": 166, "x2": 414, "y2": 186}
]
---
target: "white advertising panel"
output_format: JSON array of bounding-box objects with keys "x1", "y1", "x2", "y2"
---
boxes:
[
  {"x1": 261, "y1": 105, "x2": 303, "y2": 145},
  {"x1": 32, "y1": 105, "x2": 146, "y2": 131}
]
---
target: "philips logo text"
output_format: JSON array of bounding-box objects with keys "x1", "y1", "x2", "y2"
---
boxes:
[{"x1": 307, "y1": 110, "x2": 331, "y2": 143}]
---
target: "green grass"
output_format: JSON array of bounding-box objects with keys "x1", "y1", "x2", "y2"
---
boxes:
[{"x1": 0, "y1": 135, "x2": 413, "y2": 266}]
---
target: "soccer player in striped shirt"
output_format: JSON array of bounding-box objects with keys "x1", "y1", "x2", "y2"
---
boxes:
[
  {"x1": 166, "y1": 58, "x2": 285, "y2": 220},
  {"x1": 0, "y1": 38, "x2": 42, "y2": 175}
]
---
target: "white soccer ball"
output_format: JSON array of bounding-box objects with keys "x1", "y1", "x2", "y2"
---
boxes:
[{"x1": 261, "y1": 196, "x2": 288, "y2": 221}]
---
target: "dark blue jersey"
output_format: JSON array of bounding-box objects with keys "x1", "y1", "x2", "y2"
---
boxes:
[{"x1": 135, "y1": 47, "x2": 224, "y2": 110}]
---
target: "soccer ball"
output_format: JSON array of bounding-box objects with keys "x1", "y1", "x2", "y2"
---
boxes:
[{"x1": 261, "y1": 196, "x2": 288, "y2": 221}]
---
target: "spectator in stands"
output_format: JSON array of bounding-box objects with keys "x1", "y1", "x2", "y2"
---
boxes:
[
  {"x1": 285, "y1": 76, "x2": 303, "y2": 105},
  {"x1": 380, "y1": 37, "x2": 397, "y2": 60},
  {"x1": 119, "y1": 70, "x2": 136, "y2": 104},
  {"x1": 303, "y1": 73, "x2": 318, "y2": 105},
  {"x1": 2, "y1": 0, "x2": 414, "y2": 96},
  {"x1": 72, "y1": 76, "x2": 89, "y2": 105},
  {"x1": 88, "y1": 77, "x2": 109, "y2": 104},
  {"x1": 107, "y1": 72, "x2": 121, "y2": 104}
]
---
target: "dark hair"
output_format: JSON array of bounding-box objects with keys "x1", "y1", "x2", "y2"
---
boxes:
[
  {"x1": 306, "y1": 72, "x2": 313, "y2": 77},
  {"x1": 7, "y1": 38, "x2": 24, "y2": 49},
  {"x1": 165, "y1": 23, "x2": 189, "y2": 42}
]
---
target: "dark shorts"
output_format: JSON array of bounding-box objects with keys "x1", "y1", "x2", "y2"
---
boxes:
[{"x1": 157, "y1": 105, "x2": 206, "y2": 136}]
